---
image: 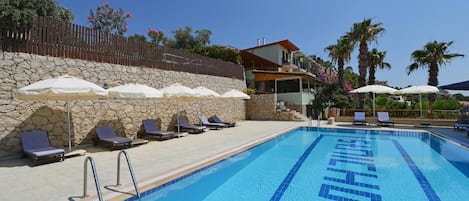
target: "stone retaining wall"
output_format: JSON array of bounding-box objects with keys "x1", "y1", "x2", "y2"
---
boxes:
[
  {"x1": 247, "y1": 94, "x2": 293, "y2": 121},
  {"x1": 0, "y1": 51, "x2": 246, "y2": 156}
]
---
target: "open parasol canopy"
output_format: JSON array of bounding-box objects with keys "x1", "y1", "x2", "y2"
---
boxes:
[
  {"x1": 350, "y1": 85, "x2": 397, "y2": 116},
  {"x1": 17, "y1": 74, "x2": 108, "y2": 151}
]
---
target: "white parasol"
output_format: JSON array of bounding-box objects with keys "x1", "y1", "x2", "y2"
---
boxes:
[
  {"x1": 160, "y1": 83, "x2": 199, "y2": 133},
  {"x1": 107, "y1": 83, "x2": 164, "y2": 137},
  {"x1": 17, "y1": 74, "x2": 108, "y2": 151},
  {"x1": 395, "y1": 85, "x2": 439, "y2": 119},
  {"x1": 350, "y1": 85, "x2": 397, "y2": 116},
  {"x1": 221, "y1": 89, "x2": 250, "y2": 120},
  {"x1": 193, "y1": 86, "x2": 221, "y2": 116}
]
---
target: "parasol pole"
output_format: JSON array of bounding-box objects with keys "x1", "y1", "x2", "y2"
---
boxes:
[
  {"x1": 177, "y1": 99, "x2": 180, "y2": 134},
  {"x1": 419, "y1": 93, "x2": 423, "y2": 119},
  {"x1": 373, "y1": 92, "x2": 376, "y2": 117},
  {"x1": 67, "y1": 97, "x2": 71, "y2": 151}
]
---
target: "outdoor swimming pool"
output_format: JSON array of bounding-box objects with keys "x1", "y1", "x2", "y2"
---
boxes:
[{"x1": 126, "y1": 127, "x2": 469, "y2": 201}]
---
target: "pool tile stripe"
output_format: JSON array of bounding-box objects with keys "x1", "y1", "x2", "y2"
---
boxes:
[
  {"x1": 319, "y1": 184, "x2": 382, "y2": 201},
  {"x1": 392, "y1": 140, "x2": 441, "y2": 201},
  {"x1": 335, "y1": 143, "x2": 371, "y2": 149},
  {"x1": 333, "y1": 151, "x2": 374, "y2": 157},
  {"x1": 270, "y1": 135, "x2": 324, "y2": 201},
  {"x1": 324, "y1": 168, "x2": 379, "y2": 190},
  {"x1": 329, "y1": 159, "x2": 376, "y2": 171},
  {"x1": 331, "y1": 154, "x2": 374, "y2": 162}
]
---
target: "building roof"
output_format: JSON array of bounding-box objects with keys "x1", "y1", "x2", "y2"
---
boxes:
[
  {"x1": 252, "y1": 69, "x2": 328, "y2": 86},
  {"x1": 240, "y1": 51, "x2": 281, "y2": 70},
  {"x1": 242, "y1": 39, "x2": 300, "y2": 51}
]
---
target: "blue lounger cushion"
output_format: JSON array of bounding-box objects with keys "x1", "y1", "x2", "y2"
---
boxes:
[
  {"x1": 142, "y1": 119, "x2": 175, "y2": 139},
  {"x1": 20, "y1": 131, "x2": 65, "y2": 164},
  {"x1": 24, "y1": 147, "x2": 65, "y2": 158},
  {"x1": 198, "y1": 115, "x2": 226, "y2": 129},
  {"x1": 353, "y1": 112, "x2": 367, "y2": 125},
  {"x1": 377, "y1": 112, "x2": 395, "y2": 127},
  {"x1": 454, "y1": 123, "x2": 469, "y2": 130},
  {"x1": 96, "y1": 126, "x2": 132, "y2": 149},
  {"x1": 209, "y1": 115, "x2": 236, "y2": 127},
  {"x1": 178, "y1": 118, "x2": 206, "y2": 133}
]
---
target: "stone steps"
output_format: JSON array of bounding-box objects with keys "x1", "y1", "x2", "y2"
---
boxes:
[{"x1": 290, "y1": 111, "x2": 308, "y2": 121}]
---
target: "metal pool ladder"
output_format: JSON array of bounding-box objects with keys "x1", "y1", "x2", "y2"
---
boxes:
[
  {"x1": 82, "y1": 151, "x2": 140, "y2": 201},
  {"x1": 83, "y1": 156, "x2": 104, "y2": 201},
  {"x1": 117, "y1": 150, "x2": 141, "y2": 198}
]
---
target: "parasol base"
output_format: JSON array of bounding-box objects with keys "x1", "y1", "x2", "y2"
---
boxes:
[
  {"x1": 415, "y1": 123, "x2": 432, "y2": 128},
  {"x1": 65, "y1": 149, "x2": 87, "y2": 158},
  {"x1": 131, "y1": 138, "x2": 149, "y2": 147},
  {"x1": 177, "y1": 132, "x2": 189, "y2": 138}
]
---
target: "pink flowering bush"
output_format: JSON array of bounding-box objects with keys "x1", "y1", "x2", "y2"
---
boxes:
[
  {"x1": 147, "y1": 28, "x2": 164, "y2": 47},
  {"x1": 88, "y1": 2, "x2": 132, "y2": 35}
]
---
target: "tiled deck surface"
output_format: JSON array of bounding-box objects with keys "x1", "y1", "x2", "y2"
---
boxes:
[{"x1": 0, "y1": 120, "x2": 467, "y2": 201}]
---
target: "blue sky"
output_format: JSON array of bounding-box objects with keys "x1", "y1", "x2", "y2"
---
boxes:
[{"x1": 56, "y1": 0, "x2": 469, "y2": 95}]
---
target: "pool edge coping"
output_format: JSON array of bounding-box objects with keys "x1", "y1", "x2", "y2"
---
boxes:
[{"x1": 87, "y1": 124, "x2": 301, "y2": 201}]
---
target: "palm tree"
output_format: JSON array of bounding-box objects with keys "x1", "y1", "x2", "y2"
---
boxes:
[
  {"x1": 367, "y1": 48, "x2": 391, "y2": 85},
  {"x1": 347, "y1": 18, "x2": 385, "y2": 108},
  {"x1": 407, "y1": 40, "x2": 464, "y2": 86},
  {"x1": 324, "y1": 36, "x2": 354, "y2": 87},
  {"x1": 407, "y1": 40, "x2": 464, "y2": 108}
]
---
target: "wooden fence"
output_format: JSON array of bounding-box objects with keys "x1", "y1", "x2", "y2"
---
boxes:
[{"x1": 0, "y1": 17, "x2": 244, "y2": 80}]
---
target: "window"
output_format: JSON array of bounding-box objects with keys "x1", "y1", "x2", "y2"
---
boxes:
[{"x1": 277, "y1": 79, "x2": 300, "y2": 93}]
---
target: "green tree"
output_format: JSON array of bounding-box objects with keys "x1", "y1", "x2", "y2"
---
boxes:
[
  {"x1": 165, "y1": 26, "x2": 212, "y2": 50},
  {"x1": 324, "y1": 36, "x2": 354, "y2": 88},
  {"x1": 88, "y1": 3, "x2": 132, "y2": 35},
  {"x1": 128, "y1": 34, "x2": 147, "y2": 42},
  {"x1": 432, "y1": 98, "x2": 462, "y2": 110},
  {"x1": 367, "y1": 48, "x2": 391, "y2": 85},
  {"x1": 147, "y1": 28, "x2": 165, "y2": 47},
  {"x1": 407, "y1": 40, "x2": 464, "y2": 107},
  {"x1": 190, "y1": 45, "x2": 240, "y2": 64},
  {"x1": 453, "y1": 93, "x2": 469, "y2": 101},
  {"x1": 407, "y1": 41, "x2": 464, "y2": 86},
  {"x1": 347, "y1": 18, "x2": 385, "y2": 108},
  {"x1": 344, "y1": 66, "x2": 359, "y2": 88},
  {"x1": 312, "y1": 84, "x2": 352, "y2": 118},
  {"x1": 194, "y1": 29, "x2": 212, "y2": 47},
  {"x1": 0, "y1": 0, "x2": 73, "y2": 30}
]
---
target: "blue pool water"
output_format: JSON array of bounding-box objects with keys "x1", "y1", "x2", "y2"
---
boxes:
[{"x1": 127, "y1": 127, "x2": 469, "y2": 201}]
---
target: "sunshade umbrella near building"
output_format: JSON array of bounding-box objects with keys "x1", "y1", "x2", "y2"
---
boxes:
[
  {"x1": 17, "y1": 74, "x2": 108, "y2": 152},
  {"x1": 221, "y1": 89, "x2": 250, "y2": 119},
  {"x1": 192, "y1": 86, "x2": 221, "y2": 115},
  {"x1": 160, "y1": 83, "x2": 200, "y2": 133},
  {"x1": 350, "y1": 85, "x2": 397, "y2": 116},
  {"x1": 395, "y1": 85, "x2": 439, "y2": 119},
  {"x1": 107, "y1": 83, "x2": 164, "y2": 99},
  {"x1": 439, "y1": 80, "x2": 469, "y2": 90},
  {"x1": 107, "y1": 83, "x2": 164, "y2": 136}
]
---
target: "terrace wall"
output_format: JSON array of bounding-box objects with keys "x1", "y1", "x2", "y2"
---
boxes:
[
  {"x1": 0, "y1": 51, "x2": 246, "y2": 156},
  {"x1": 247, "y1": 94, "x2": 293, "y2": 120}
]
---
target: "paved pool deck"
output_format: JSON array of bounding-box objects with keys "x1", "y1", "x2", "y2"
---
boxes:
[{"x1": 0, "y1": 120, "x2": 467, "y2": 201}]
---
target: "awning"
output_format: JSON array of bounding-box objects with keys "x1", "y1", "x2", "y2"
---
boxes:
[{"x1": 439, "y1": 80, "x2": 469, "y2": 90}]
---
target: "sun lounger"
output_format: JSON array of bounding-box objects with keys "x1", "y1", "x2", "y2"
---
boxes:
[
  {"x1": 454, "y1": 123, "x2": 469, "y2": 130},
  {"x1": 198, "y1": 115, "x2": 227, "y2": 129},
  {"x1": 142, "y1": 119, "x2": 175, "y2": 140},
  {"x1": 377, "y1": 112, "x2": 395, "y2": 127},
  {"x1": 20, "y1": 131, "x2": 65, "y2": 165},
  {"x1": 209, "y1": 115, "x2": 236, "y2": 127},
  {"x1": 95, "y1": 126, "x2": 132, "y2": 150},
  {"x1": 177, "y1": 118, "x2": 206, "y2": 134},
  {"x1": 353, "y1": 112, "x2": 367, "y2": 125}
]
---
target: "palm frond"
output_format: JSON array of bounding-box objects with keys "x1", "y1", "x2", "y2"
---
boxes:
[{"x1": 407, "y1": 63, "x2": 421, "y2": 75}]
